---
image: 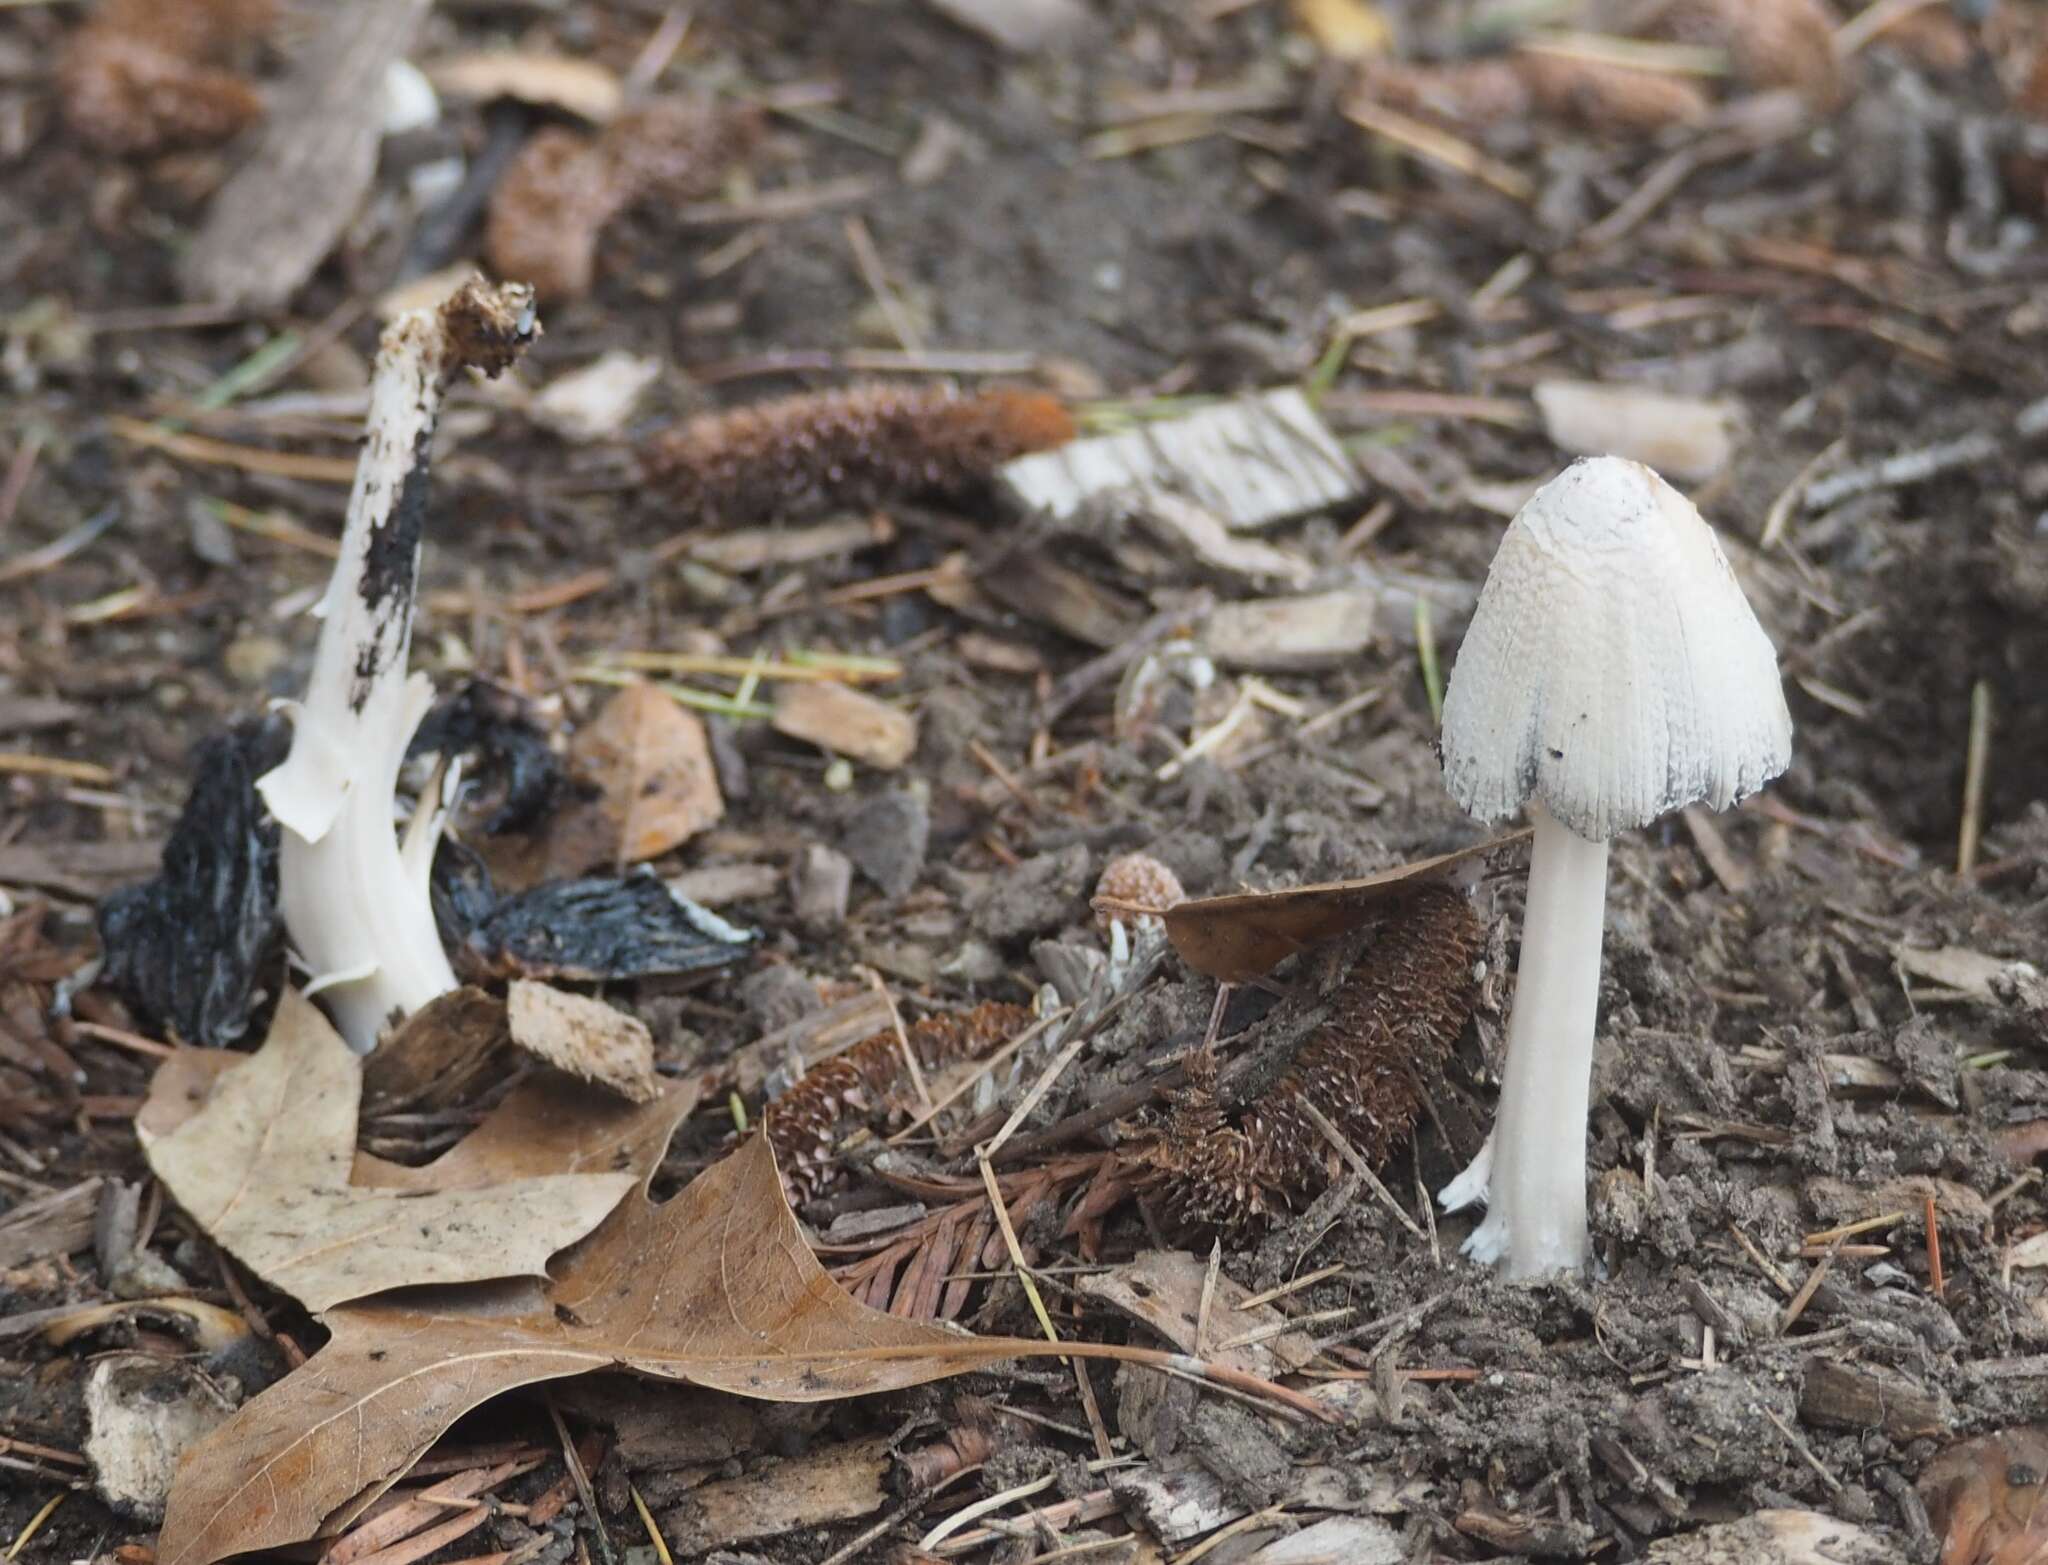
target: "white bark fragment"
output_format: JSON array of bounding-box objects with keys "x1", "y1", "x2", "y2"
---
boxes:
[{"x1": 999, "y1": 388, "x2": 1360, "y2": 532}]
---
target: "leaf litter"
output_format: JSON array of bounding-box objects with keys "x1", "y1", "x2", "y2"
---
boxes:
[
  {"x1": 157, "y1": 1125, "x2": 1330, "y2": 1565},
  {"x1": 135, "y1": 990, "x2": 644, "y2": 1313}
]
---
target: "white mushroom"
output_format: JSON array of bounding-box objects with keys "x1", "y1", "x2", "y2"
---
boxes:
[
  {"x1": 1436, "y1": 456, "x2": 1792, "y2": 1279},
  {"x1": 257, "y1": 279, "x2": 537, "y2": 1053}
]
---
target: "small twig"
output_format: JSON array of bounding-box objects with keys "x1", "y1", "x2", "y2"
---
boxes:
[
  {"x1": 621, "y1": 4, "x2": 692, "y2": 99},
  {"x1": 1414, "y1": 597, "x2": 1443, "y2": 725},
  {"x1": 1343, "y1": 98, "x2": 1533, "y2": 201},
  {"x1": 1804, "y1": 431, "x2": 2000, "y2": 511},
  {"x1": 1296, "y1": 1099, "x2": 1427, "y2": 1243},
  {"x1": 1803, "y1": 1210, "x2": 1909, "y2": 1247},
  {"x1": 859, "y1": 967, "x2": 934, "y2": 1117},
  {"x1": 1237, "y1": 1263, "x2": 1345, "y2": 1311},
  {"x1": 5, "y1": 1493, "x2": 64, "y2": 1560},
  {"x1": 543, "y1": 1399, "x2": 611, "y2": 1565},
  {"x1": 1777, "y1": 1235, "x2": 1845, "y2": 1336},
  {"x1": 887, "y1": 1009, "x2": 1065, "y2": 1145},
  {"x1": 1196, "y1": 1239, "x2": 1222, "y2": 1360},
  {"x1": 1925, "y1": 1193, "x2": 1945, "y2": 1301},
  {"x1": 1835, "y1": 0, "x2": 1945, "y2": 54},
  {"x1": 968, "y1": 738, "x2": 1042, "y2": 816},
  {"x1": 982, "y1": 1029, "x2": 1092, "y2": 1164},
  {"x1": 1758, "y1": 1402, "x2": 1844, "y2": 1494},
  {"x1": 1311, "y1": 1287, "x2": 1455, "y2": 1358},
  {"x1": 1729, "y1": 1223, "x2": 1797, "y2": 1296},
  {"x1": 1215, "y1": 1306, "x2": 1353, "y2": 1352},
  {"x1": 0, "y1": 428, "x2": 44, "y2": 539},
  {"x1": 626, "y1": 1485, "x2": 672, "y2": 1565},
  {"x1": 1042, "y1": 593, "x2": 1216, "y2": 726},
  {"x1": 1957, "y1": 679, "x2": 1991, "y2": 875},
  {"x1": 0, "y1": 506, "x2": 118, "y2": 586},
  {"x1": 1758, "y1": 438, "x2": 1847, "y2": 548},
  {"x1": 844, "y1": 215, "x2": 925, "y2": 359}
]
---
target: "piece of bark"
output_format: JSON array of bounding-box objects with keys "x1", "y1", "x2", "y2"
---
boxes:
[
  {"x1": 1082, "y1": 1250, "x2": 1316, "y2": 1376},
  {"x1": 1202, "y1": 589, "x2": 1379, "y2": 672},
  {"x1": 921, "y1": 0, "x2": 1090, "y2": 52},
  {"x1": 773, "y1": 684, "x2": 918, "y2": 770},
  {"x1": 179, "y1": 0, "x2": 433, "y2": 308},
  {"x1": 0, "y1": 1178, "x2": 102, "y2": 1268},
  {"x1": 791, "y1": 844, "x2": 853, "y2": 931},
  {"x1": 999, "y1": 388, "x2": 1358, "y2": 532},
  {"x1": 506, "y1": 980, "x2": 659, "y2": 1103},
  {"x1": 1111, "y1": 1459, "x2": 1245, "y2": 1545},
  {"x1": 1799, "y1": 1359, "x2": 1952, "y2": 1442},
  {"x1": 977, "y1": 552, "x2": 1145, "y2": 649},
  {"x1": 0, "y1": 840, "x2": 164, "y2": 900},
  {"x1": 658, "y1": 1438, "x2": 890, "y2": 1553},
  {"x1": 1644, "y1": 1509, "x2": 1893, "y2": 1563}
]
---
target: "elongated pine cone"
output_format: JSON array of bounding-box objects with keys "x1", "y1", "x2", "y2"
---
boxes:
[
  {"x1": 641, "y1": 384, "x2": 1076, "y2": 525},
  {"x1": 1094, "y1": 852, "x2": 1187, "y2": 932},
  {"x1": 59, "y1": 0, "x2": 274, "y2": 154},
  {"x1": 766, "y1": 1000, "x2": 1037, "y2": 1199},
  {"x1": 1138, "y1": 882, "x2": 1483, "y2": 1233},
  {"x1": 485, "y1": 100, "x2": 761, "y2": 300}
]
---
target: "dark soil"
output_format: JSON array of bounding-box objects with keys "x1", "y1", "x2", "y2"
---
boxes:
[{"x1": 5, "y1": 1, "x2": 2048, "y2": 1562}]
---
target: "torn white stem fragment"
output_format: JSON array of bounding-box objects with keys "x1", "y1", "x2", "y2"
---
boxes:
[{"x1": 258, "y1": 279, "x2": 538, "y2": 1052}]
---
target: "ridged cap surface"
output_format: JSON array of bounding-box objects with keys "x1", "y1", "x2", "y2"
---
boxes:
[{"x1": 1440, "y1": 456, "x2": 1793, "y2": 840}]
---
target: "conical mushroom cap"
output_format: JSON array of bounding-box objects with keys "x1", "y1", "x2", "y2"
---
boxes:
[{"x1": 1440, "y1": 456, "x2": 1793, "y2": 841}]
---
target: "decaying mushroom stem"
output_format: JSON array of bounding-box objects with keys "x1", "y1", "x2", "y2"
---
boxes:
[
  {"x1": 257, "y1": 279, "x2": 537, "y2": 1052},
  {"x1": 1441, "y1": 804, "x2": 1606, "y2": 1276}
]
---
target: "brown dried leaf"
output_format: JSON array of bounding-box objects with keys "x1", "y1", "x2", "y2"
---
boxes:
[
  {"x1": 506, "y1": 980, "x2": 659, "y2": 1103},
  {"x1": 137, "y1": 990, "x2": 640, "y2": 1312},
  {"x1": 1124, "y1": 831, "x2": 1527, "y2": 983},
  {"x1": 155, "y1": 1133, "x2": 1321, "y2": 1565},
  {"x1": 538, "y1": 681, "x2": 724, "y2": 877}
]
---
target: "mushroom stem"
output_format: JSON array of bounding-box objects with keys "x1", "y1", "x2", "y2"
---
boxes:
[
  {"x1": 257, "y1": 279, "x2": 537, "y2": 1053},
  {"x1": 1455, "y1": 802, "x2": 1608, "y2": 1278}
]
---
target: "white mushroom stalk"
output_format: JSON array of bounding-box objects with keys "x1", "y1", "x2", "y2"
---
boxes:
[
  {"x1": 1436, "y1": 456, "x2": 1792, "y2": 1279},
  {"x1": 257, "y1": 280, "x2": 538, "y2": 1053}
]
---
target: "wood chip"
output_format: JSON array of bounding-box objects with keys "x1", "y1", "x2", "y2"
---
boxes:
[
  {"x1": 773, "y1": 683, "x2": 918, "y2": 770},
  {"x1": 507, "y1": 981, "x2": 659, "y2": 1103},
  {"x1": 1202, "y1": 588, "x2": 1379, "y2": 671},
  {"x1": 180, "y1": 0, "x2": 434, "y2": 308},
  {"x1": 426, "y1": 52, "x2": 624, "y2": 122},
  {"x1": 1000, "y1": 388, "x2": 1360, "y2": 532},
  {"x1": 919, "y1": 0, "x2": 1091, "y2": 53},
  {"x1": 658, "y1": 1437, "x2": 890, "y2": 1552},
  {"x1": 0, "y1": 1178, "x2": 102, "y2": 1269},
  {"x1": 1533, "y1": 380, "x2": 1743, "y2": 481}
]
